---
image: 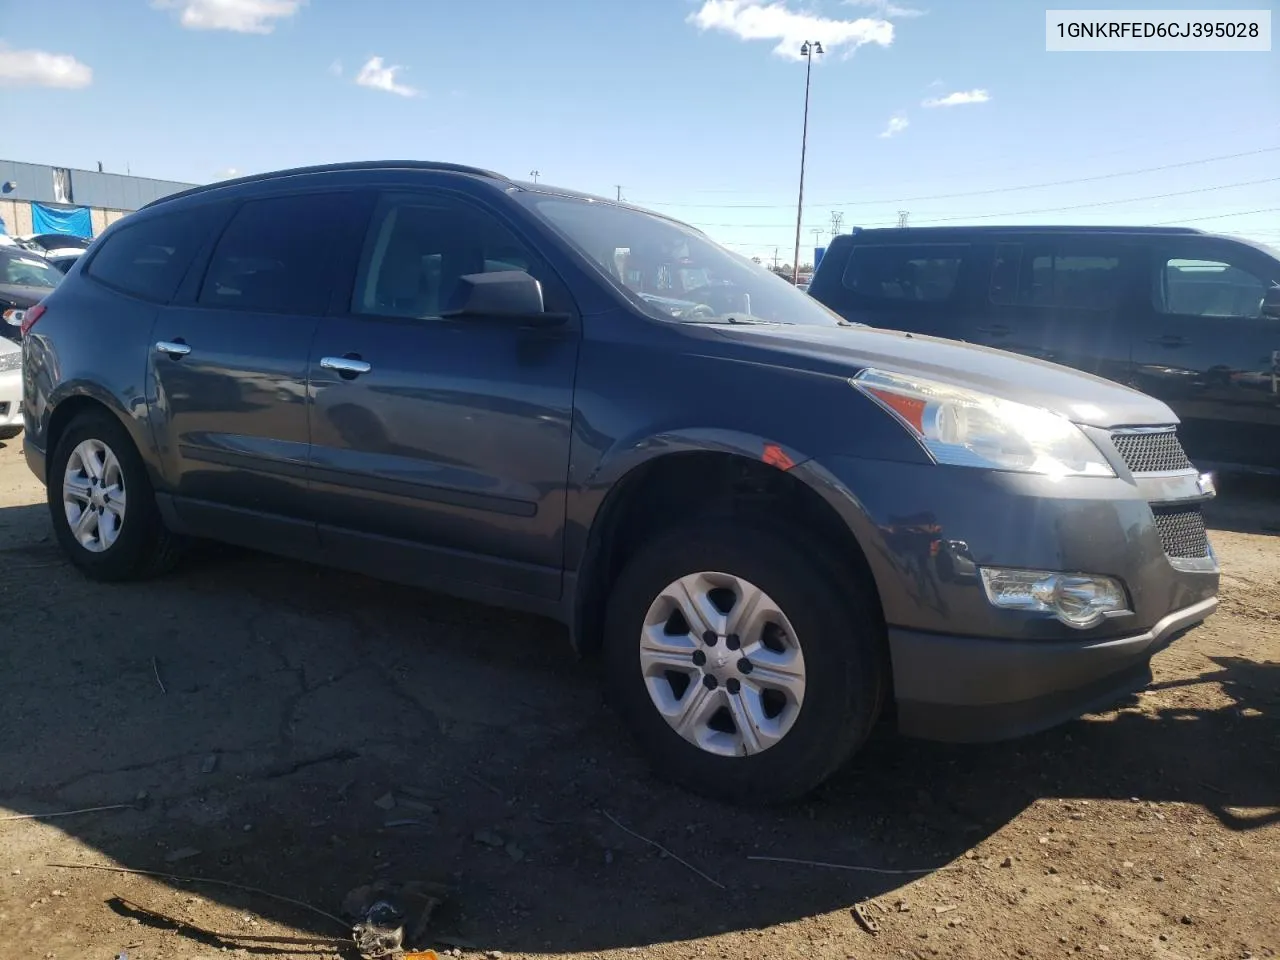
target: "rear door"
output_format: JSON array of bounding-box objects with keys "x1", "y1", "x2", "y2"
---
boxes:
[
  {"x1": 1130, "y1": 237, "x2": 1280, "y2": 471},
  {"x1": 149, "y1": 190, "x2": 368, "y2": 550},
  {"x1": 815, "y1": 240, "x2": 983, "y2": 339},
  {"x1": 969, "y1": 235, "x2": 1139, "y2": 384}
]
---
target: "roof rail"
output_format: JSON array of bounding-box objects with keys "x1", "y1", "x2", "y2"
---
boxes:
[{"x1": 141, "y1": 160, "x2": 509, "y2": 210}]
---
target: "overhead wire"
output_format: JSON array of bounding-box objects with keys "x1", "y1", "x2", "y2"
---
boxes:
[
  {"x1": 632, "y1": 146, "x2": 1280, "y2": 209},
  {"x1": 681, "y1": 177, "x2": 1280, "y2": 229}
]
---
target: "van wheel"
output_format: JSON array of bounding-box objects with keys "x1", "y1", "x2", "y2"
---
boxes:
[
  {"x1": 603, "y1": 520, "x2": 885, "y2": 804},
  {"x1": 48, "y1": 410, "x2": 181, "y2": 581}
]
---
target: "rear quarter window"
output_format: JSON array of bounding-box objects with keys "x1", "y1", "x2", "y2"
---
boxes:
[{"x1": 86, "y1": 205, "x2": 222, "y2": 302}]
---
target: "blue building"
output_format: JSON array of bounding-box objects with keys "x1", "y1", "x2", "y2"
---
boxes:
[{"x1": 0, "y1": 160, "x2": 197, "y2": 240}]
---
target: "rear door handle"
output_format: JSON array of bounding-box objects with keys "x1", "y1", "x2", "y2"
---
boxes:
[
  {"x1": 1146, "y1": 334, "x2": 1189, "y2": 347},
  {"x1": 976, "y1": 324, "x2": 1010, "y2": 337},
  {"x1": 155, "y1": 340, "x2": 191, "y2": 358},
  {"x1": 320, "y1": 355, "x2": 372, "y2": 378}
]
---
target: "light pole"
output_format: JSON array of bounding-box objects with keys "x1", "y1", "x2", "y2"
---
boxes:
[
  {"x1": 529, "y1": 170, "x2": 540, "y2": 183},
  {"x1": 792, "y1": 40, "x2": 823, "y2": 285}
]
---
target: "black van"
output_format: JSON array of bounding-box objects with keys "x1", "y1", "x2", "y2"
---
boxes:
[{"x1": 809, "y1": 226, "x2": 1280, "y2": 474}]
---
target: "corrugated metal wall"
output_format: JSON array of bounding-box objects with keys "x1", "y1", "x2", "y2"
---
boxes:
[{"x1": 0, "y1": 160, "x2": 196, "y2": 211}]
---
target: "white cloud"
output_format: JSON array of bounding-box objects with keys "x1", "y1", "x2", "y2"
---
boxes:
[
  {"x1": 688, "y1": 0, "x2": 893, "y2": 59},
  {"x1": 922, "y1": 88, "x2": 990, "y2": 107},
  {"x1": 0, "y1": 45, "x2": 92, "y2": 88},
  {"x1": 879, "y1": 114, "x2": 909, "y2": 138},
  {"x1": 216, "y1": 167, "x2": 240, "y2": 179},
  {"x1": 843, "y1": 0, "x2": 925, "y2": 18},
  {"x1": 355, "y1": 56, "x2": 419, "y2": 97},
  {"x1": 328, "y1": 59, "x2": 343, "y2": 77},
  {"x1": 152, "y1": 0, "x2": 304, "y2": 34}
]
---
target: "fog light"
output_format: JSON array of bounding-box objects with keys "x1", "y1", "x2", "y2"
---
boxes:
[{"x1": 979, "y1": 568, "x2": 1129, "y2": 630}]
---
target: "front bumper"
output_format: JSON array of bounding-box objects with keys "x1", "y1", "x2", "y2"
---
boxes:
[
  {"x1": 807, "y1": 455, "x2": 1220, "y2": 742},
  {"x1": 890, "y1": 596, "x2": 1216, "y2": 741}
]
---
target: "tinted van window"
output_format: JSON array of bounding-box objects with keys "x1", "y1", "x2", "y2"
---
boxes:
[
  {"x1": 989, "y1": 242, "x2": 1122, "y2": 311},
  {"x1": 841, "y1": 245, "x2": 966, "y2": 303},
  {"x1": 1157, "y1": 257, "x2": 1269, "y2": 319},
  {"x1": 199, "y1": 194, "x2": 353, "y2": 315},
  {"x1": 87, "y1": 206, "x2": 219, "y2": 302}
]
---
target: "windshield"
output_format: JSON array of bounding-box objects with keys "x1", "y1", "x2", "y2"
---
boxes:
[
  {"x1": 521, "y1": 195, "x2": 844, "y2": 327},
  {"x1": 1, "y1": 251, "x2": 62, "y2": 288}
]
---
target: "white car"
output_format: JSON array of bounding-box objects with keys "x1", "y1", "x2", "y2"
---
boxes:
[{"x1": 0, "y1": 338, "x2": 21, "y2": 440}]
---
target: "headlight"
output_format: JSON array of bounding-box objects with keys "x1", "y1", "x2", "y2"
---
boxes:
[{"x1": 850, "y1": 368, "x2": 1114, "y2": 478}]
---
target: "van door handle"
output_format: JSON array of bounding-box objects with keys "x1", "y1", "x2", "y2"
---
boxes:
[
  {"x1": 976, "y1": 324, "x2": 1010, "y2": 337},
  {"x1": 1146, "y1": 334, "x2": 1189, "y2": 347},
  {"x1": 155, "y1": 340, "x2": 191, "y2": 358},
  {"x1": 320, "y1": 355, "x2": 372, "y2": 378}
]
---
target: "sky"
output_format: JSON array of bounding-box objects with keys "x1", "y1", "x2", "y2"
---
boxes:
[{"x1": 1, "y1": 0, "x2": 1276, "y2": 265}]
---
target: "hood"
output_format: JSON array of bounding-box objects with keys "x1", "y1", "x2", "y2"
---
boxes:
[
  {"x1": 706, "y1": 323, "x2": 1176, "y2": 429},
  {"x1": 0, "y1": 282, "x2": 54, "y2": 308}
]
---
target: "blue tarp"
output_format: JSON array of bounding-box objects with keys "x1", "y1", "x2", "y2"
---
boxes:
[{"x1": 31, "y1": 203, "x2": 92, "y2": 238}]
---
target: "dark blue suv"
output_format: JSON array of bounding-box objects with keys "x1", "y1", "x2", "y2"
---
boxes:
[{"x1": 20, "y1": 162, "x2": 1219, "y2": 802}]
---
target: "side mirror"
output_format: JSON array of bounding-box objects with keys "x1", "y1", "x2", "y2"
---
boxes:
[
  {"x1": 1261, "y1": 285, "x2": 1280, "y2": 321},
  {"x1": 441, "y1": 270, "x2": 568, "y2": 327}
]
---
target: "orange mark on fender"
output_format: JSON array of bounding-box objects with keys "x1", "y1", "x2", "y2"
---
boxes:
[{"x1": 762, "y1": 443, "x2": 796, "y2": 471}]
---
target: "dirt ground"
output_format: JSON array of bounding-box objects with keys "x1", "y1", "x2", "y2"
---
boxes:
[{"x1": 1, "y1": 436, "x2": 1277, "y2": 960}]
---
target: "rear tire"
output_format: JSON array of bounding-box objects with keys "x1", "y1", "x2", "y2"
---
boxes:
[
  {"x1": 603, "y1": 519, "x2": 886, "y2": 804},
  {"x1": 0, "y1": 426, "x2": 21, "y2": 441},
  {"x1": 48, "y1": 410, "x2": 181, "y2": 581}
]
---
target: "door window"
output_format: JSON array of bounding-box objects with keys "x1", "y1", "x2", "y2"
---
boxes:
[
  {"x1": 199, "y1": 193, "x2": 353, "y2": 315},
  {"x1": 1156, "y1": 256, "x2": 1269, "y2": 319},
  {"x1": 840, "y1": 244, "x2": 967, "y2": 303},
  {"x1": 86, "y1": 205, "x2": 221, "y2": 302},
  {"x1": 989, "y1": 242, "x2": 1122, "y2": 310},
  {"x1": 352, "y1": 194, "x2": 543, "y2": 320}
]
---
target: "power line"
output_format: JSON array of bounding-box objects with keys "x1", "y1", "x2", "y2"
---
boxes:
[
  {"x1": 1153, "y1": 205, "x2": 1280, "y2": 225},
  {"x1": 654, "y1": 128, "x2": 1275, "y2": 195},
  {"x1": 632, "y1": 146, "x2": 1280, "y2": 210},
  {"x1": 682, "y1": 177, "x2": 1280, "y2": 229}
]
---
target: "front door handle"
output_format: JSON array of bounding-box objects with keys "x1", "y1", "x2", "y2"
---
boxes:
[
  {"x1": 1146, "y1": 334, "x2": 1189, "y2": 347},
  {"x1": 320, "y1": 355, "x2": 372, "y2": 378},
  {"x1": 976, "y1": 324, "x2": 1010, "y2": 337},
  {"x1": 155, "y1": 340, "x2": 191, "y2": 358}
]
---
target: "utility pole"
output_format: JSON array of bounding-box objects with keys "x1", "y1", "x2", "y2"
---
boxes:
[
  {"x1": 897, "y1": 210, "x2": 910, "y2": 228},
  {"x1": 615, "y1": 185, "x2": 624, "y2": 202},
  {"x1": 810, "y1": 227, "x2": 824, "y2": 253},
  {"x1": 792, "y1": 39, "x2": 823, "y2": 285},
  {"x1": 830, "y1": 210, "x2": 844, "y2": 238},
  {"x1": 772, "y1": 247, "x2": 780, "y2": 271},
  {"x1": 529, "y1": 170, "x2": 540, "y2": 183}
]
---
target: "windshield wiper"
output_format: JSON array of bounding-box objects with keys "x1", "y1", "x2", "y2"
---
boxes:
[{"x1": 680, "y1": 316, "x2": 794, "y2": 326}]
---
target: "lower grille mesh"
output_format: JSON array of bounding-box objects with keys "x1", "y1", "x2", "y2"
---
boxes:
[{"x1": 1152, "y1": 505, "x2": 1210, "y2": 559}]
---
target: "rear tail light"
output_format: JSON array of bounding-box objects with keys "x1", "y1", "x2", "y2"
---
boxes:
[{"x1": 19, "y1": 303, "x2": 46, "y2": 336}]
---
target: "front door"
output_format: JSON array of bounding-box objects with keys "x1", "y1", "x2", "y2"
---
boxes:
[
  {"x1": 150, "y1": 190, "x2": 367, "y2": 548},
  {"x1": 1130, "y1": 238, "x2": 1280, "y2": 472},
  {"x1": 307, "y1": 188, "x2": 579, "y2": 600}
]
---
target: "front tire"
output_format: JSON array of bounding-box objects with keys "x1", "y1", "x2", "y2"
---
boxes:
[
  {"x1": 603, "y1": 520, "x2": 886, "y2": 804},
  {"x1": 48, "y1": 410, "x2": 181, "y2": 581}
]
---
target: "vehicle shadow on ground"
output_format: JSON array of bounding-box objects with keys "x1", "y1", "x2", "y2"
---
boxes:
[{"x1": 0, "y1": 501, "x2": 1276, "y2": 957}]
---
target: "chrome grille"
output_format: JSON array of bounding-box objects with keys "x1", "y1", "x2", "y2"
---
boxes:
[
  {"x1": 1152, "y1": 505, "x2": 1210, "y2": 559},
  {"x1": 1111, "y1": 429, "x2": 1193, "y2": 474}
]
